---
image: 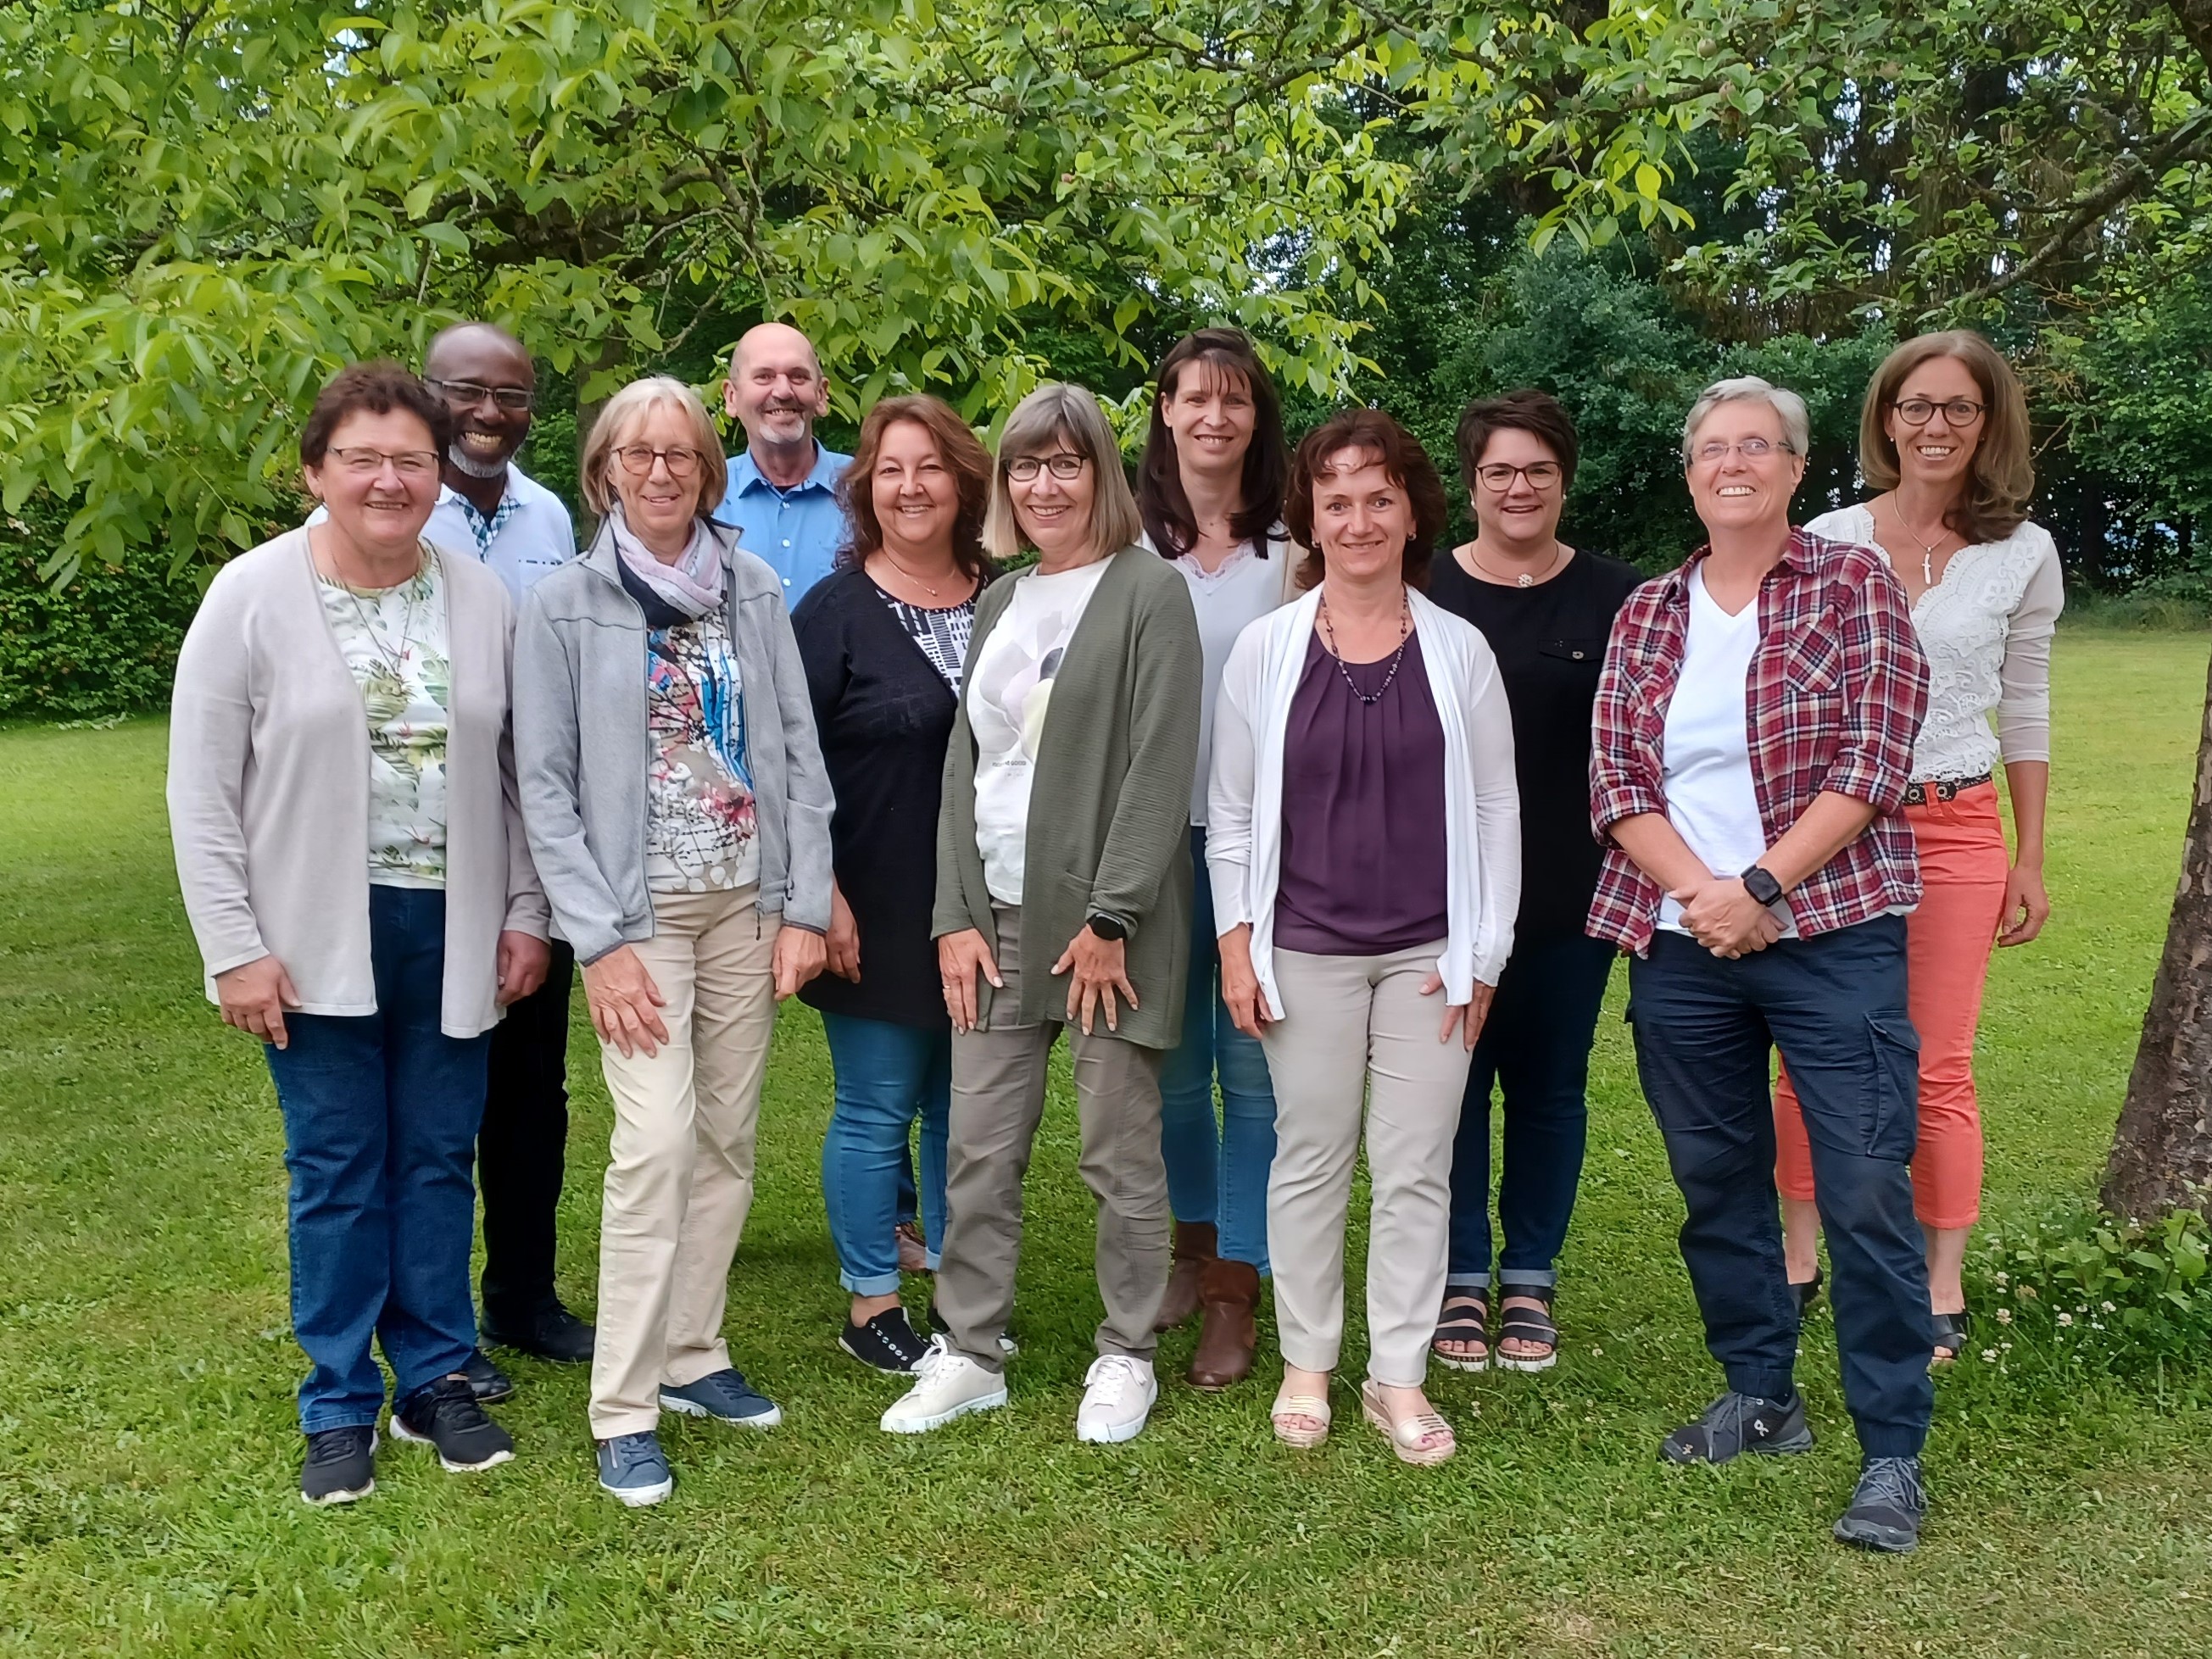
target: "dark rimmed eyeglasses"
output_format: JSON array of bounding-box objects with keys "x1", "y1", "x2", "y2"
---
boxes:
[
  {"x1": 426, "y1": 377, "x2": 536, "y2": 412},
  {"x1": 1473, "y1": 460, "x2": 1563, "y2": 492},
  {"x1": 613, "y1": 443, "x2": 704, "y2": 478},
  {"x1": 1005, "y1": 453, "x2": 1089, "y2": 482},
  {"x1": 1891, "y1": 396, "x2": 1986, "y2": 427}
]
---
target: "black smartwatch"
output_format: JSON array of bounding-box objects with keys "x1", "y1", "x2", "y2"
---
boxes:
[
  {"x1": 1741, "y1": 865, "x2": 1786, "y2": 908},
  {"x1": 1085, "y1": 912, "x2": 1129, "y2": 943}
]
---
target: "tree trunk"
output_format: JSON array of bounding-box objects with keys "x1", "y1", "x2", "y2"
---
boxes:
[{"x1": 2103, "y1": 648, "x2": 2212, "y2": 1219}]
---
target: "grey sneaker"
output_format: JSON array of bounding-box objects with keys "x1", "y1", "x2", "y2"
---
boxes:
[
  {"x1": 1659, "y1": 1390, "x2": 1814, "y2": 1464},
  {"x1": 598, "y1": 1431, "x2": 674, "y2": 1507},
  {"x1": 660, "y1": 1367, "x2": 781, "y2": 1428},
  {"x1": 1835, "y1": 1455, "x2": 1926, "y2": 1553}
]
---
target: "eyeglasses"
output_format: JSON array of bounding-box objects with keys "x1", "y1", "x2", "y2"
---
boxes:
[
  {"x1": 325, "y1": 445, "x2": 440, "y2": 479},
  {"x1": 426, "y1": 378, "x2": 535, "y2": 412},
  {"x1": 1892, "y1": 397, "x2": 1985, "y2": 427},
  {"x1": 1687, "y1": 437, "x2": 1796, "y2": 465},
  {"x1": 1473, "y1": 460, "x2": 1563, "y2": 492},
  {"x1": 614, "y1": 444, "x2": 704, "y2": 478},
  {"x1": 1005, "y1": 453, "x2": 1089, "y2": 482}
]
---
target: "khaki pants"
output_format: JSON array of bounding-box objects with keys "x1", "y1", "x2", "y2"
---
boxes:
[
  {"x1": 588, "y1": 885, "x2": 778, "y2": 1439},
  {"x1": 935, "y1": 905, "x2": 1170, "y2": 1373},
  {"x1": 1262, "y1": 942, "x2": 1473, "y2": 1388}
]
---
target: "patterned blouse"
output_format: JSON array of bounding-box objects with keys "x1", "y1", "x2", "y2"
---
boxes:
[
  {"x1": 318, "y1": 547, "x2": 451, "y2": 888},
  {"x1": 877, "y1": 585, "x2": 978, "y2": 690},
  {"x1": 644, "y1": 609, "x2": 761, "y2": 894},
  {"x1": 1586, "y1": 531, "x2": 1931, "y2": 955}
]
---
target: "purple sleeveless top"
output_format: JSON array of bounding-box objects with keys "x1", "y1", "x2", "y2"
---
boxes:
[{"x1": 1273, "y1": 627, "x2": 1450, "y2": 955}]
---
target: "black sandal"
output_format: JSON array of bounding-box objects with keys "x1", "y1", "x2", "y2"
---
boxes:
[
  {"x1": 1494, "y1": 1287, "x2": 1559, "y2": 1373},
  {"x1": 1430, "y1": 1289, "x2": 1491, "y2": 1372},
  {"x1": 1931, "y1": 1309, "x2": 1971, "y2": 1366},
  {"x1": 1791, "y1": 1267, "x2": 1825, "y2": 1318}
]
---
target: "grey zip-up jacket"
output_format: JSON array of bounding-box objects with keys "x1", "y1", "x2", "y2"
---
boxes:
[{"x1": 514, "y1": 515, "x2": 834, "y2": 963}]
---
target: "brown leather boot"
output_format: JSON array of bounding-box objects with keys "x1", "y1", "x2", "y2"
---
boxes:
[
  {"x1": 1188, "y1": 1257, "x2": 1262, "y2": 1389},
  {"x1": 1153, "y1": 1221, "x2": 1217, "y2": 1331}
]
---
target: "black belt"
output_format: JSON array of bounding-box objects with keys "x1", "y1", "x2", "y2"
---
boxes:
[{"x1": 1904, "y1": 774, "x2": 1992, "y2": 805}]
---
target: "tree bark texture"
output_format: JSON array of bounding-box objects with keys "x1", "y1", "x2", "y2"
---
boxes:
[{"x1": 2104, "y1": 648, "x2": 2212, "y2": 1219}]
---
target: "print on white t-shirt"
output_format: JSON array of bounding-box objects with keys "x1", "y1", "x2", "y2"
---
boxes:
[
  {"x1": 1657, "y1": 564, "x2": 1795, "y2": 937},
  {"x1": 967, "y1": 559, "x2": 1112, "y2": 905}
]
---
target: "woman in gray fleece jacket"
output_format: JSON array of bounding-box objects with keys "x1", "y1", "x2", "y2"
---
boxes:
[{"x1": 513, "y1": 376, "x2": 833, "y2": 1507}]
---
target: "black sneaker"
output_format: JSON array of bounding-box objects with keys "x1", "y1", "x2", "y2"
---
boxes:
[
  {"x1": 300, "y1": 1426, "x2": 377, "y2": 1505},
  {"x1": 391, "y1": 1375, "x2": 516, "y2": 1473},
  {"x1": 482, "y1": 1300, "x2": 595, "y2": 1364},
  {"x1": 459, "y1": 1348, "x2": 515, "y2": 1402},
  {"x1": 1835, "y1": 1455, "x2": 1926, "y2": 1553},
  {"x1": 840, "y1": 1305, "x2": 932, "y2": 1373},
  {"x1": 1660, "y1": 1390, "x2": 1814, "y2": 1464}
]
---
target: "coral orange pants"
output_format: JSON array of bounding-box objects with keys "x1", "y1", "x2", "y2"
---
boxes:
[{"x1": 1775, "y1": 782, "x2": 2009, "y2": 1229}]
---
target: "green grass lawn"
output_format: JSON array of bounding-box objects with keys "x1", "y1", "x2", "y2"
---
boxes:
[{"x1": 3, "y1": 631, "x2": 2209, "y2": 1657}]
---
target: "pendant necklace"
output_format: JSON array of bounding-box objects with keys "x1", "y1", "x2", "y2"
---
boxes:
[
  {"x1": 1469, "y1": 539, "x2": 1566, "y2": 588},
  {"x1": 326, "y1": 542, "x2": 429, "y2": 677},
  {"x1": 1317, "y1": 590, "x2": 1412, "y2": 706},
  {"x1": 1886, "y1": 497, "x2": 1947, "y2": 587},
  {"x1": 878, "y1": 548, "x2": 957, "y2": 600}
]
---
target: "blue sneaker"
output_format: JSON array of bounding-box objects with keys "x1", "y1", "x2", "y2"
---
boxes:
[
  {"x1": 597, "y1": 1431, "x2": 674, "y2": 1506},
  {"x1": 660, "y1": 1367, "x2": 782, "y2": 1428}
]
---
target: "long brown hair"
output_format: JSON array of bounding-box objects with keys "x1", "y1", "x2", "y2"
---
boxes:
[
  {"x1": 836, "y1": 394, "x2": 997, "y2": 586},
  {"x1": 1283, "y1": 409, "x2": 1450, "y2": 592},
  {"x1": 1858, "y1": 330, "x2": 2033, "y2": 546},
  {"x1": 1136, "y1": 328, "x2": 1290, "y2": 558}
]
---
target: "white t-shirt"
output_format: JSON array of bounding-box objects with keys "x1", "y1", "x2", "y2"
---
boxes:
[
  {"x1": 1167, "y1": 537, "x2": 1295, "y2": 825},
  {"x1": 1658, "y1": 565, "x2": 1793, "y2": 937},
  {"x1": 967, "y1": 559, "x2": 1112, "y2": 905}
]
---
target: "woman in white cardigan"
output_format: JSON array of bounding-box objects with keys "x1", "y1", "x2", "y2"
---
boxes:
[
  {"x1": 169, "y1": 364, "x2": 549, "y2": 1506},
  {"x1": 1208, "y1": 409, "x2": 1519, "y2": 1465}
]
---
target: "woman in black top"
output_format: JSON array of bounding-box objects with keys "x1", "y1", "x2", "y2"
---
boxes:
[
  {"x1": 1424, "y1": 389, "x2": 1645, "y2": 1373},
  {"x1": 792, "y1": 395, "x2": 996, "y2": 1373}
]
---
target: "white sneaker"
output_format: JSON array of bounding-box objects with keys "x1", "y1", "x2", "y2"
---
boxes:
[
  {"x1": 1075, "y1": 1354, "x2": 1157, "y2": 1445},
  {"x1": 879, "y1": 1336, "x2": 1009, "y2": 1434}
]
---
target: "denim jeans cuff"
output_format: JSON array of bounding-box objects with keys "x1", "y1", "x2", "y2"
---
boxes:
[
  {"x1": 1497, "y1": 1267, "x2": 1559, "y2": 1289},
  {"x1": 1855, "y1": 1425, "x2": 1929, "y2": 1459},
  {"x1": 839, "y1": 1268, "x2": 903, "y2": 1298},
  {"x1": 924, "y1": 1249, "x2": 942, "y2": 1272},
  {"x1": 300, "y1": 1411, "x2": 383, "y2": 1436},
  {"x1": 1724, "y1": 1364, "x2": 1797, "y2": 1402},
  {"x1": 1443, "y1": 1272, "x2": 1490, "y2": 1291}
]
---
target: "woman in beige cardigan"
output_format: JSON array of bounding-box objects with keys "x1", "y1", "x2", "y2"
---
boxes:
[{"x1": 168, "y1": 363, "x2": 549, "y2": 1508}]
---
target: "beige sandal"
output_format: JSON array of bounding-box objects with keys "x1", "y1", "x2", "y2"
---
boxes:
[
  {"x1": 1270, "y1": 1389, "x2": 1332, "y2": 1449},
  {"x1": 1360, "y1": 1379, "x2": 1455, "y2": 1467}
]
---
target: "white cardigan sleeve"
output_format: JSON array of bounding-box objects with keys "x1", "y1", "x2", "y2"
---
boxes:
[
  {"x1": 1205, "y1": 623, "x2": 1265, "y2": 933},
  {"x1": 1994, "y1": 528, "x2": 2064, "y2": 765},
  {"x1": 1463, "y1": 640, "x2": 1522, "y2": 987}
]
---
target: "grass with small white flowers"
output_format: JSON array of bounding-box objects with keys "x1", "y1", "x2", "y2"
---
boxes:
[{"x1": 3, "y1": 629, "x2": 2210, "y2": 1657}]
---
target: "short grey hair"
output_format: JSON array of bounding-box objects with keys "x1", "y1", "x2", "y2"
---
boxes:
[
  {"x1": 983, "y1": 383, "x2": 1143, "y2": 561},
  {"x1": 1680, "y1": 376, "x2": 1810, "y2": 464},
  {"x1": 581, "y1": 376, "x2": 728, "y2": 519}
]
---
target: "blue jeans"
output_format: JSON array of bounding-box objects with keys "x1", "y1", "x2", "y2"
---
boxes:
[
  {"x1": 263, "y1": 887, "x2": 492, "y2": 1434},
  {"x1": 820, "y1": 1011, "x2": 950, "y2": 1296},
  {"x1": 1446, "y1": 931, "x2": 1617, "y2": 1292},
  {"x1": 1628, "y1": 917, "x2": 1933, "y2": 1458},
  {"x1": 1158, "y1": 827, "x2": 1277, "y2": 1272}
]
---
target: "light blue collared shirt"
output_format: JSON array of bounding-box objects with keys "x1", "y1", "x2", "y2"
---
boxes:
[{"x1": 711, "y1": 441, "x2": 852, "y2": 601}]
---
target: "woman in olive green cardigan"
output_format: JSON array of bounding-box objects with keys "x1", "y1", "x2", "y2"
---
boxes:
[{"x1": 879, "y1": 384, "x2": 1201, "y2": 1446}]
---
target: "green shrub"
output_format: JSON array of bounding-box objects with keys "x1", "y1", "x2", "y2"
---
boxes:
[
  {"x1": 0, "y1": 503, "x2": 203, "y2": 721},
  {"x1": 1960, "y1": 1205, "x2": 2212, "y2": 1382}
]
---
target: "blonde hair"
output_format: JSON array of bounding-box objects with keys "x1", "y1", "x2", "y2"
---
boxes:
[
  {"x1": 580, "y1": 376, "x2": 729, "y2": 519},
  {"x1": 1858, "y1": 331, "x2": 2033, "y2": 545},
  {"x1": 982, "y1": 383, "x2": 1142, "y2": 561}
]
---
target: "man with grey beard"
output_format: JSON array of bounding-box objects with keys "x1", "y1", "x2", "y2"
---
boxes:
[
  {"x1": 419, "y1": 323, "x2": 593, "y2": 1383},
  {"x1": 713, "y1": 321, "x2": 851, "y2": 599}
]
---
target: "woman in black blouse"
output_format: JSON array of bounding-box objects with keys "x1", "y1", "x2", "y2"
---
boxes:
[
  {"x1": 1424, "y1": 390, "x2": 1644, "y2": 1373},
  {"x1": 793, "y1": 395, "x2": 996, "y2": 1372}
]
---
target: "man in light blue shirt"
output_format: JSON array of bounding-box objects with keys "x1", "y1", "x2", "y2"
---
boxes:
[{"x1": 714, "y1": 322, "x2": 851, "y2": 600}]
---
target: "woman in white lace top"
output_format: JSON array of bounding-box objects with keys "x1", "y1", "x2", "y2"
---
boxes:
[{"x1": 1775, "y1": 331, "x2": 2063, "y2": 1363}]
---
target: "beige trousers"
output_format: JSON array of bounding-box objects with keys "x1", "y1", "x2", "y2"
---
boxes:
[
  {"x1": 934, "y1": 905, "x2": 1171, "y2": 1373},
  {"x1": 1261, "y1": 942, "x2": 1473, "y2": 1389},
  {"x1": 588, "y1": 884, "x2": 779, "y2": 1439}
]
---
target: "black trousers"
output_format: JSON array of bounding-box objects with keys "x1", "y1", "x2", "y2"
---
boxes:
[
  {"x1": 1627, "y1": 916, "x2": 1933, "y2": 1459},
  {"x1": 477, "y1": 938, "x2": 577, "y2": 1324}
]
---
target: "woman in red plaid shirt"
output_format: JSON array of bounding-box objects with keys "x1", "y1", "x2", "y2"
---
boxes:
[{"x1": 1587, "y1": 376, "x2": 1934, "y2": 1555}]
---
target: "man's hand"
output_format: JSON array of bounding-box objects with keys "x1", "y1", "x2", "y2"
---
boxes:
[
  {"x1": 1052, "y1": 925, "x2": 1139, "y2": 1036},
  {"x1": 938, "y1": 929, "x2": 1003, "y2": 1034},
  {"x1": 215, "y1": 955, "x2": 300, "y2": 1049},
  {"x1": 496, "y1": 931, "x2": 551, "y2": 1005},
  {"x1": 772, "y1": 925, "x2": 827, "y2": 1001},
  {"x1": 1675, "y1": 877, "x2": 1784, "y2": 959},
  {"x1": 582, "y1": 944, "x2": 669, "y2": 1058}
]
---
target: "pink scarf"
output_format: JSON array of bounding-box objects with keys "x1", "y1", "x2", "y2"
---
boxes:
[{"x1": 609, "y1": 506, "x2": 725, "y2": 621}]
